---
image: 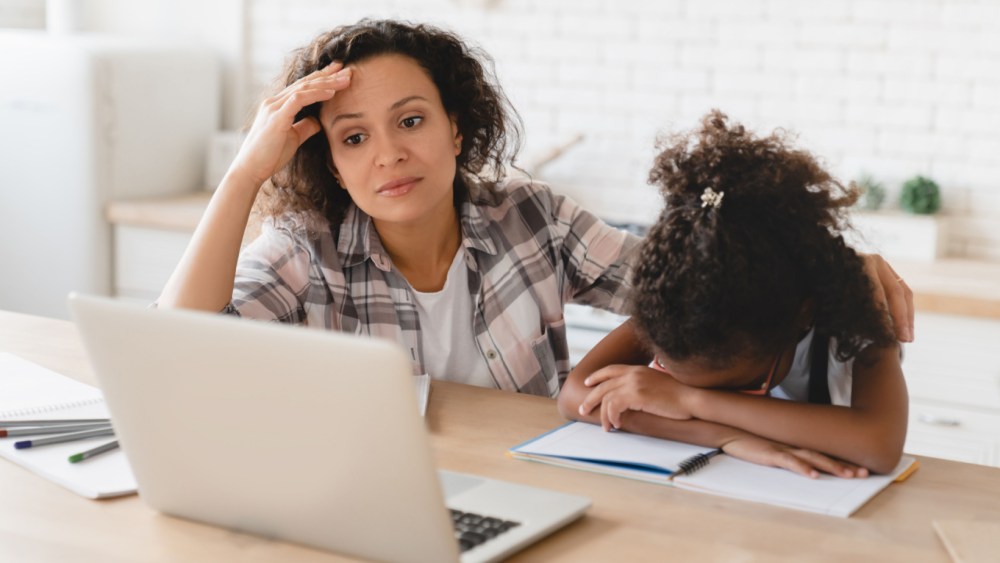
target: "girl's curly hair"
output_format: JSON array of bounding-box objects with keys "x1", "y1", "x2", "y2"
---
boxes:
[
  {"x1": 631, "y1": 110, "x2": 894, "y2": 366},
  {"x1": 256, "y1": 19, "x2": 522, "y2": 226}
]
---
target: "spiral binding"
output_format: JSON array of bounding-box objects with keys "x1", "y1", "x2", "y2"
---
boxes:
[
  {"x1": 676, "y1": 452, "x2": 713, "y2": 475},
  {"x1": 0, "y1": 397, "x2": 104, "y2": 419}
]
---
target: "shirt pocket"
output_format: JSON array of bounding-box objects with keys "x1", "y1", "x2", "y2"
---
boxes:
[{"x1": 529, "y1": 317, "x2": 569, "y2": 398}]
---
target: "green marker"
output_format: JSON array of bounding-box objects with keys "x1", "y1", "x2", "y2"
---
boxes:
[{"x1": 68, "y1": 440, "x2": 120, "y2": 463}]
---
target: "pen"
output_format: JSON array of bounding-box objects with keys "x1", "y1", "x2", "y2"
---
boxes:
[
  {"x1": 0, "y1": 419, "x2": 110, "y2": 427},
  {"x1": 670, "y1": 448, "x2": 723, "y2": 480},
  {"x1": 68, "y1": 440, "x2": 120, "y2": 463},
  {"x1": 1, "y1": 423, "x2": 112, "y2": 437},
  {"x1": 14, "y1": 428, "x2": 116, "y2": 449}
]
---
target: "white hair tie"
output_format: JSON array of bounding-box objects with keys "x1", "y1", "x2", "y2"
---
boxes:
[{"x1": 700, "y1": 187, "x2": 725, "y2": 209}]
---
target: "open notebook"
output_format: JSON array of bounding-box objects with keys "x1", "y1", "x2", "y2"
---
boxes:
[
  {"x1": 0, "y1": 352, "x2": 137, "y2": 498},
  {"x1": 510, "y1": 422, "x2": 918, "y2": 518}
]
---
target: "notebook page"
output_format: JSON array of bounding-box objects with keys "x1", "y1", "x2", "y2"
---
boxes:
[
  {"x1": 512, "y1": 421, "x2": 711, "y2": 472},
  {"x1": 674, "y1": 454, "x2": 915, "y2": 517},
  {"x1": 0, "y1": 353, "x2": 137, "y2": 498},
  {"x1": 0, "y1": 352, "x2": 103, "y2": 416}
]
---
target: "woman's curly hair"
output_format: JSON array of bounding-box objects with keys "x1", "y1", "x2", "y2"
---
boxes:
[
  {"x1": 631, "y1": 110, "x2": 894, "y2": 366},
  {"x1": 256, "y1": 19, "x2": 522, "y2": 226}
]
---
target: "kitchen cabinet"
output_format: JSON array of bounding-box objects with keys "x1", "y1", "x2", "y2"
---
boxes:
[
  {"x1": 901, "y1": 312, "x2": 1000, "y2": 467},
  {"x1": 113, "y1": 225, "x2": 193, "y2": 301},
  {"x1": 108, "y1": 192, "x2": 215, "y2": 301}
]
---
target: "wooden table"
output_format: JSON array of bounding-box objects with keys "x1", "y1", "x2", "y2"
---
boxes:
[{"x1": 2, "y1": 309, "x2": 999, "y2": 562}]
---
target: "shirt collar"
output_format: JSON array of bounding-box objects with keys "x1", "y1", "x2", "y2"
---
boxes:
[
  {"x1": 336, "y1": 205, "x2": 391, "y2": 271},
  {"x1": 336, "y1": 196, "x2": 499, "y2": 272},
  {"x1": 458, "y1": 196, "x2": 497, "y2": 256}
]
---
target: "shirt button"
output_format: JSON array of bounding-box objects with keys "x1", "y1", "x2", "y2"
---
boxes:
[{"x1": 486, "y1": 349, "x2": 497, "y2": 360}]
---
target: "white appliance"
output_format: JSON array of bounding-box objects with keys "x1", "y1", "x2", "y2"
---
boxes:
[{"x1": 0, "y1": 30, "x2": 219, "y2": 319}]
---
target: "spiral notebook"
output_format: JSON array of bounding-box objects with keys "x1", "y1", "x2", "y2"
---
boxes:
[
  {"x1": 0, "y1": 352, "x2": 137, "y2": 499},
  {"x1": 510, "y1": 422, "x2": 917, "y2": 517}
]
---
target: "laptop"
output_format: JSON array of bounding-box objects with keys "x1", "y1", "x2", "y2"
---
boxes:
[{"x1": 68, "y1": 294, "x2": 590, "y2": 563}]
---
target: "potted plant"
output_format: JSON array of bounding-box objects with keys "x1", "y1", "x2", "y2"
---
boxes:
[
  {"x1": 856, "y1": 173, "x2": 886, "y2": 211},
  {"x1": 847, "y1": 174, "x2": 947, "y2": 262},
  {"x1": 900, "y1": 175, "x2": 942, "y2": 215}
]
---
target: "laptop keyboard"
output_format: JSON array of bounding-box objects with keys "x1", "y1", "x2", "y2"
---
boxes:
[{"x1": 450, "y1": 509, "x2": 521, "y2": 552}]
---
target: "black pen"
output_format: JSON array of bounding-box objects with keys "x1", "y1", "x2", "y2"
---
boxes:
[{"x1": 670, "y1": 448, "x2": 723, "y2": 480}]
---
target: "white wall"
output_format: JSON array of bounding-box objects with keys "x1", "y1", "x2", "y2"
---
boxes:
[
  {"x1": 0, "y1": 0, "x2": 44, "y2": 28},
  {"x1": 83, "y1": 0, "x2": 245, "y2": 130},
  {"x1": 0, "y1": 0, "x2": 243, "y2": 130},
  {"x1": 4, "y1": 0, "x2": 999, "y2": 260},
  {"x1": 245, "y1": 0, "x2": 1000, "y2": 259}
]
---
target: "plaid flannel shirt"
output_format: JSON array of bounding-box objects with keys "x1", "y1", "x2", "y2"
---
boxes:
[{"x1": 226, "y1": 178, "x2": 639, "y2": 397}]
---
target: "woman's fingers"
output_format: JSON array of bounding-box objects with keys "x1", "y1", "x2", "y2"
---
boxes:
[
  {"x1": 879, "y1": 258, "x2": 915, "y2": 342},
  {"x1": 273, "y1": 69, "x2": 352, "y2": 116},
  {"x1": 863, "y1": 254, "x2": 914, "y2": 342},
  {"x1": 273, "y1": 84, "x2": 344, "y2": 122},
  {"x1": 290, "y1": 117, "x2": 322, "y2": 145},
  {"x1": 268, "y1": 61, "x2": 345, "y2": 102}
]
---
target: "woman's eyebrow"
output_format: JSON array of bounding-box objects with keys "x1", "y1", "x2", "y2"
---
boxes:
[
  {"x1": 389, "y1": 95, "x2": 427, "y2": 110},
  {"x1": 327, "y1": 95, "x2": 429, "y2": 129},
  {"x1": 328, "y1": 112, "x2": 362, "y2": 128}
]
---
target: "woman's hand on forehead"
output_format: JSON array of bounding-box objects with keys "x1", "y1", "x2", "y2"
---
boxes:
[{"x1": 227, "y1": 62, "x2": 353, "y2": 188}]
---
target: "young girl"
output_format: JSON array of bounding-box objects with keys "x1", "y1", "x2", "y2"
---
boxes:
[{"x1": 558, "y1": 111, "x2": 908, "y2": 477}]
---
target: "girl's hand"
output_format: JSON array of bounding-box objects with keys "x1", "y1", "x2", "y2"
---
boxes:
[
  {"x1": 228, "y1": 63, "x2": 353, "y2": 188},
  {"x1": 578, "y1": 365, "x2": 694, "y2": 431},
  {"x1": 721, "y1": 435, "x2": 870, "y2": 479}
]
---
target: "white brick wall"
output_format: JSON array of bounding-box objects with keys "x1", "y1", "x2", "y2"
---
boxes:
[{"x1": 236, "y1": 0, "x2": 1000, "y2": 257}]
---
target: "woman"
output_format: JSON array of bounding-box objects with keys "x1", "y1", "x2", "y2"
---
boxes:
[
  {"x1": 158, "y1": 19, "x2": 913, "y2": 398},
  {"x1": 158, "y1": 20, "x2": 636, "y2": 397}
]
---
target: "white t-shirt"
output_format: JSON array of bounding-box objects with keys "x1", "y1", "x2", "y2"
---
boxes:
[
  {"x1": 409, "y1": 249, "x2": 495, "y2": 389},
  {"x1": 771, "y1": 328, "x2": 853, "y2": 406}
]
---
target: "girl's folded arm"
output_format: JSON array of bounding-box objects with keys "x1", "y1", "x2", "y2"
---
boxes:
[
  {"x1": 558, "y1": 319, "x2": 649, "y2": 420},
  {"x1": 684, "y1": 344, "x2": 908, "y2": 474},
  {"x1": 559, "y1": 321, "x2": 751, "y2": 448},
  {"x1": 564, "y1": 370, "x2": 867, "y2": 478}
]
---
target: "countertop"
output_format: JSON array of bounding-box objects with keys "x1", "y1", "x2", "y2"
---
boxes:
[
  {"x1": 107, "y1": 193, "x2": 1000, "y2": 320},
  {"x1": 107, "y1": 191, "x2": 214, "y2": 232}
]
